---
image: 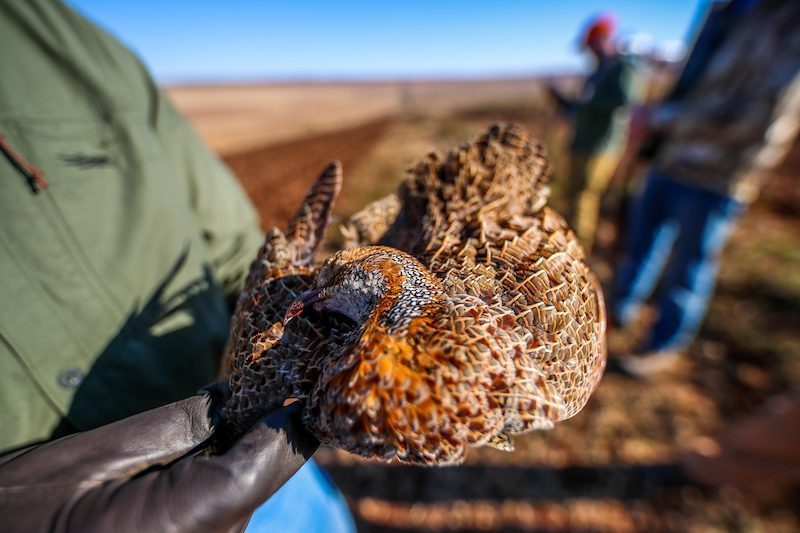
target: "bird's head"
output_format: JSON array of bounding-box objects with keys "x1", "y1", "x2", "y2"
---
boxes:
[{"x1": 284, "y1": 246, "x2": 445, "y2": 333}]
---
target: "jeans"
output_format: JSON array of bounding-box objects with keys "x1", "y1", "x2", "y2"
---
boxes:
[
  {"x1": 245, "y1": 460, "x2": 356, "y2": 533},
  {"x1": 614, "y1": 171, "x2": 745, "y2": 352}
]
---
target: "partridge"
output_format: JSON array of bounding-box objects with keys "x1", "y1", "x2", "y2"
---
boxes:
[{"x1": 222, "y1": 124, "x2": 606, "y2": 465}]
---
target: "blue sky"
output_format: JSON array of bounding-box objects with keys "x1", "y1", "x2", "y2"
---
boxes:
[{"x1": 68, "y1": 0, "x2": 704, "y2": 83}]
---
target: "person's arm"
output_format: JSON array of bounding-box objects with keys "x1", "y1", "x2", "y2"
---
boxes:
[
  {"x1": 0, "y1": 387, "x2": 318, "y2": 533},
  {"x1": 648, "y1": 74, "x2": 800, "y2": 149},
  {"x1": 546, "y1": 84, "x2": 576, "y2": 115},
  {"x1": 151, "y1": 89, "x2": 265, "y2": 306}
]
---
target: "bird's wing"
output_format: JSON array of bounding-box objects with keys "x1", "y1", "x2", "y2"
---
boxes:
[
  {"x1": 221, "y1": 163, "x2": 343, "y2": 430},
  {"x1": 482, "y1": 208, "x2": 606, "y2": 421},
  {"x1": 230, "y1": 160, "x2": 343, "y2": 309}
]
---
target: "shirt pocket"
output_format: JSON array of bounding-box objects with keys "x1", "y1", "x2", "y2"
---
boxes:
[
  {"x1": 0, "y1": 113, "x2": 220, "y2": 432},
  {"x1": 0, "y1": 115, "x2": 127, "y2": 426}
]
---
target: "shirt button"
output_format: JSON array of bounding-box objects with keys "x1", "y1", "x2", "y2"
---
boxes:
[{"x1": 58, "y1": 368, "x2": 84, "y2": 389}]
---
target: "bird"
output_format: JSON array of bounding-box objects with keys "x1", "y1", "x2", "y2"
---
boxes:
[{"x1": 221, "y1": 123, "x2": 606, "y2": 466}]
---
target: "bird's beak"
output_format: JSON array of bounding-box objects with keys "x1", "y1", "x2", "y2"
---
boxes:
[{"x1": 283, "y1": 288, "x2": 324, "y2": 325}]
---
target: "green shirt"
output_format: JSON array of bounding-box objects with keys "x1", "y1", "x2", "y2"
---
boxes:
[
  {"x1": 0, "y1": 0, "x2": 263, "y2": 451},
  {"x1": 569, "y1": 55, "x2": 639, "y2": 154}
]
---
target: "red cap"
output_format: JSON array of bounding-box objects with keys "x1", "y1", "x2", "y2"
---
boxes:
[{"x1": 581, "y1": 14, "x2": 616, "y2": 48}]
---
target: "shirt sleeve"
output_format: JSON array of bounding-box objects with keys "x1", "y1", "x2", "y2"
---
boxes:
[{"x1": 152, "y1": 89, "x2": 264, "y2": 306}]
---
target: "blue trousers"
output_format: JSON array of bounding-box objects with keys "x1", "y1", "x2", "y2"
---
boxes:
[
  {"x1": 614, "y1": 171, "x2": 745, "y2": 352},
  {"x1": 245, "y1": 460, "x2": 356, "y2": 533}
]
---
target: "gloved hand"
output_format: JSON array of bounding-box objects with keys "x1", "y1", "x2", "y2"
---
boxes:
[{"x1": 0, "y1": 384, "x2": 318, "y2": 533}]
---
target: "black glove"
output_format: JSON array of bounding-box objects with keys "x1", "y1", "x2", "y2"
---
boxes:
[{"x1": 0, "y1": 386, "x2": 318, "y2": 533}]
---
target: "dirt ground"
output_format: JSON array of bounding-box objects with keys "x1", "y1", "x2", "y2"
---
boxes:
[
  {"x1": 223, "y1": 118, "x2": 394, "y2": 231},
  {"x1": 168, "y1": 78, "x2": 549, "y2": 156},
  {"x1": 213, "y1": 94, "x2": 799, "y2": 532}
]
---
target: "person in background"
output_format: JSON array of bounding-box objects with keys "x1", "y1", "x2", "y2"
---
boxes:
[
  {"x1": 612, "y1": 0, "x2": 800, "y2": 377},
  {"x1": 0, "y1": 1, "x2": 354, "y2": 531},
  {"x1": 548, "y1": 13, "x2": 640, "y2": 252}
]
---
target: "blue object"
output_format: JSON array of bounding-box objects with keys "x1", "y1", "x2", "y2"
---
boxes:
[
  {"x1": 614, "y1": 171, "x2": 745, "y2": 352},
  {"x1": 245, "y1": 460, "x2": 356, "y2": 533}
]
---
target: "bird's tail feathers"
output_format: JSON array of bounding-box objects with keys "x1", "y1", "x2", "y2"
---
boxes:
[{"x1": 285, "y1": 161, "x2": 343, "y2": 262}]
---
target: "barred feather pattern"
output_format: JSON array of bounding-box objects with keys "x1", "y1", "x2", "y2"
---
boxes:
[
  {"x1": 222, "y1": 124, "x2": 606, "y2": 465},
  {"x1": 221, "y1": 162, "x2": 345, "y2": 431}
]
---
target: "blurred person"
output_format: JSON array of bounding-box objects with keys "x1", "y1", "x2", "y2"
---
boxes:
[
  {"x1": 0, "y1": 1, "x2": 354, "y2": 531},
  {"x1": 612, "y1": 0, "x2": 800, "y2": 376},
  {"x1": 548, "y1": 13, "x2": 641, "y2": 252}
]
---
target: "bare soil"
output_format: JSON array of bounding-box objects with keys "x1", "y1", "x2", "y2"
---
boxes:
[{"x1": 223, "y1": 118, "x2": 393, "y2": 230}]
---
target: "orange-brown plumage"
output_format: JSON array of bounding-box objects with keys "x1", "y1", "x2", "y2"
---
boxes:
[{"x1": 221, "y1": 124, "x2": 606, "y2": 465}]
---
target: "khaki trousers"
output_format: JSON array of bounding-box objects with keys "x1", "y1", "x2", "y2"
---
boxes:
[{"x1": 564, "y1": 150, "x2": 621, "y2": 252}]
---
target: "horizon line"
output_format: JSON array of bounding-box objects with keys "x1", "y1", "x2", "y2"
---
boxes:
[{"x1": 158, "y1": 68, "x2": 584, "y2": 87}]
